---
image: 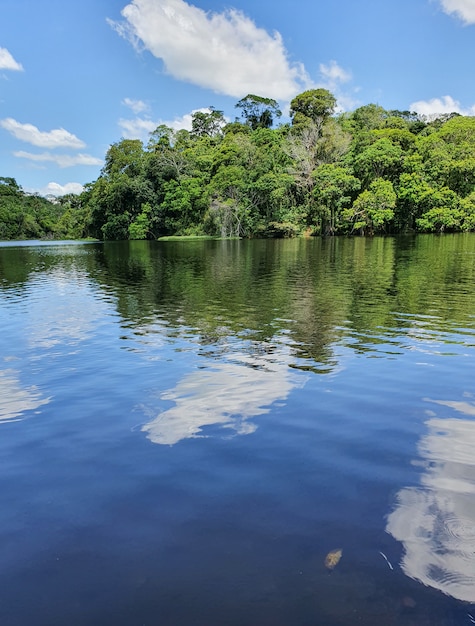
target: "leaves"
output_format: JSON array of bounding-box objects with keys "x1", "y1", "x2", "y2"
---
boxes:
[
  {"x1": 324, "y1": 548, "x2": 343, "y2": 571},
  {"x1": 5, "y1": 90, "x2": 475, "y2": 241}
]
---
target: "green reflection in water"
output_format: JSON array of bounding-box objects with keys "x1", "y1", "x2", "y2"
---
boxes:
[{"x1": 2, "y1": 234, "x2": 475, "y2": 371}]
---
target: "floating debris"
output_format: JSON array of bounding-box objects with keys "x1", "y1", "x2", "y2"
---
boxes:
[
  {"x1": 379, "y1": 550, "x2": 394, "y2": 570},
  {"x1": 325, "y1": 548, "x2": 343, "y2": 571}
]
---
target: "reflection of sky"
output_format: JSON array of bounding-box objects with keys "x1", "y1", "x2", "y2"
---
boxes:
[
  {"x1": 26, "y1": 270, "x2": 110, "y2": 350},
  {"x1": 0, "y1": 369, "x2": 50, "y2": 423},
  {"x1": 387, "y1": 397, "x2": 475, "y2": 602},
  {"x1": 142, "y1": 346, "x2": 303, "y2": 445}
]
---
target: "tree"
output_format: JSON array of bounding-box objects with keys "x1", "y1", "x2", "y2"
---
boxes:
[
  {"x1": 290, "y1": 89, "x2": 336, "y2": 128},
  {"x1": 343, "y1": 178, "x2": 396, "y2": 234},
  {"x1": 191, "y1": 108, "x2": 226, "y2": 138},
  {"x1": 396, "y1": 172, "x2": 432, "y2": 231},
  {"x1": 102, "y1": 139, "x2": 144, "y2": 178},
  {"x1": 235, "y1": 94, "x2": 282, "y2": 130},
  {"x1": 415, "y1": 187, "x2": 462, "y2": 232},
  {"x1": 0, "y1": 177, "x2": 21, "y2": 193},
  {"x1": 147, "y1": 125, "x2": 175, "y2": 151},
  {"x1": 352, "y1": 138, "x2": 403, "y2": 186},
  {"x1": 347, "y1": 104, "x2": 387, "y2": 132},
  {"x1": 312, "y1": 165, "x2": 361, "y2": 234},
  {"x1": 416, "y1": 116, "x2": 475, "y2": 196},
  {"x1": 129, "y1": 202, "x2": 153, "y2": 239},
  {"x1": 459, "y1": 192, "x2": 475, "y2": 231}
]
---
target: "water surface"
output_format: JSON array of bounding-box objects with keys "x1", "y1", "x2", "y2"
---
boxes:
[{"x1": 1, "y1": 235, "x2": 475, "y2": 625}]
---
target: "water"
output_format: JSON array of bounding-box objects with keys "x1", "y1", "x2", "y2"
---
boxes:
[{"x1": 0, "y1": 235, "x2": 474, "y2": 625}]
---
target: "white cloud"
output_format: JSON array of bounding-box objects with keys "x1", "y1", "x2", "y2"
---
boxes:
[
  {"x1": 109, "y1": 0, "x2": 309, "y2": 100},
  {"x1": 122, "y1": 97, "x2": 149, "y2": 113},
  {"x1": 0, "y1": 369, "x2": 49, "y2": 423},
  {"x1": 0, "y1": 118, "x2": 86, "y2": 149},
  {"x1": 13, "y1": 151, "x2": 102, "y2": 168},
  {"x1": 316, "y1": 60, "x2": 359, "y2": 112},
  {"x1": 410, "y1": 94, "x2": 475, "y2": 116},
  {"x1": 319, "y1": 60, "x2": 351, "y2": 85},
  {"x1": 40, "y1": 182, "x2": 84, "y2": 196},
  {"x1": 0, "y1": 47, "x2": 23, "y2": 71},
  {"x1": 141, "y1": 345, "x2": 302, "y2": 445},
  {"x1": 164, "y1": 110, "x2": 203, "y2": 131},
  {"x1": 387, "y1": 404, "x2": 475, "y2": 602},
  {"x1": 438, "y1": 0, "x2": 475, "y2": 24},
  {"x1": 118, "y1": 107, "x2": 220, "y2": 139},
  {"x1": 118, "y1": 117, "x2": 157, "y2": 139}
]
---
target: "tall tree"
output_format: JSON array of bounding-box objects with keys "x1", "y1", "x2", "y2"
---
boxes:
[
  {"x1": 235, "y1": 94, "x2": 282, "y2": 130},
  {"x1": 290, "y1": 89, "x2": 336, "y2": 128},
  {"x1": 191, "y1": 108, "x2": 226, "y2": 138}
]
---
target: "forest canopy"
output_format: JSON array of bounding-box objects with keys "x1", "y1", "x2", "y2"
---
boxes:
[{"x1": 2, "y1": 90, "x2": 475, "y2": 240}]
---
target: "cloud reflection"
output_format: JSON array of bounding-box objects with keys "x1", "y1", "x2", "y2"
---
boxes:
[
  {"x1": 387, "y1": 397, "x2": 475, "y2": 602},
  {"x1": 142, "y1": 347, "x2": 302, "y2": 445},
  {"x1": 26, "y1": 269, "x2": 107, "y2": 350},
  {"x1": 0, "y1": 369, "x2": 50, "y2": 423}
]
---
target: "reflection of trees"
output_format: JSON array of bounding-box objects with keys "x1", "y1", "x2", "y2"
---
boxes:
[
  {"x1": 0, "y1": 242, "x2": 98, "y2": 292},
  {"x1": 92, "y1": 235, "x2": 475, "y2": 370},
  {"x1": 2, "y1": 235, "x2": 475, "y2": 374},
  {"x1": 387, "y1": 398, "x2": 475, "y2": 602}
]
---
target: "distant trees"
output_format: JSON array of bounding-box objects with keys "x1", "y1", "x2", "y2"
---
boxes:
[
  {"x1": 0, "y1": 177, "x2": 67, "y2": 240},
  {"x1": 3, "y1": 89, "x2": 475, "y2": 241}
]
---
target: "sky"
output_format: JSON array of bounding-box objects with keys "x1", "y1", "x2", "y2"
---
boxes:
[{"x1": 1, "y1": 0, "x2": 475, "y2": 197}]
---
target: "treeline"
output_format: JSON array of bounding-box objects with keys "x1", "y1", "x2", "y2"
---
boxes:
[
  {"x1": 0, "y1": 176, "x2": 89, "y2": 240},
  {"x1": 3, "y1": 88, "x2": 475, "y2": 240}
]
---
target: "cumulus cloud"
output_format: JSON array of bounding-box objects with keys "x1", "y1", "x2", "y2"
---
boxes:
[
  {"x1": 118, "y1": 107, "x2": 219, "y2": 139},
  {"x1": 410, "y1": 94, "x2": 475, "y2": 116},
  {"x1": 109, "y1": 0, "x2": 309, "y2": 100},
  {"x1": 319, "y1": 60, "x2": 351, "y2": 86},
  {"x1": 438, "y1": 0, "x2": 475, "y2": 24},
  {"x1": 122, "y1": 97, "x2": 149, "y2": 113},
  {"x1": 0, "y1": 118, "x2": 86, "y2": 149},
  {"x1": 316, "y1": 60, "x2": 358, "y2": 112},
  {"x1": 118, "y1": 117, "x2": 157, "y2": 139},
  {"x1": 0, "y1": 47, "x2": 23, "y2": 71},
  {"x1": 13, "y1": 151, "x2": 102, "y2": 168},
  {"x1": 40, "y1": 182, "x2": 84, "y2": 196}
]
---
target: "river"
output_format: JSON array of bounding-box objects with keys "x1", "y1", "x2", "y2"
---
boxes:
[{"x1": 1, "y1": 234, "x2": 475, "y2": 625}]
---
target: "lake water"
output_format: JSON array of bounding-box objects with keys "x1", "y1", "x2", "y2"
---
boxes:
[{"x1": 1, "y1": 235, "x2": 475, "y2": 625}]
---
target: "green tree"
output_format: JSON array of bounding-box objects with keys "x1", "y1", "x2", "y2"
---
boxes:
[
  {"x1": 103, "y1": 139, "x2": 145, "y2": 178},
  {"x1": 191, "y1": 108, "x2": 226, "y2": 138},
  {"x1": 415, "y1": 187, "x2": 462, "y2": 232},
  {"x1": 343, "y1": 178, "x2": 396, "y2": 234},
  {"x1": 290, "y1": 89, "x2": 336, "y2": 129},
  {"x1": 129, "y1": 202, "x2": 153, "y2": 239},
  {"x1": 235, "y1": 94, "x2": 282, "y2": 130},
  {"x1": 312, "y1": 165, "x2": 361, "y2": 234},
  {"x1": 396, "y1": 172, "x2": 432, "y2": 231},
  {"x1": 352, "y1": 138, "x2": 403, "y2": 186}
]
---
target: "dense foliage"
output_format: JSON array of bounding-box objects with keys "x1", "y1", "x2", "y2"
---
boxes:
[
  {"x1": 3, "y1": 90, "x2": 475, "y2": 240},
  {"x1": 0, "y1": 176, "x2": 91, "y2": 240}
]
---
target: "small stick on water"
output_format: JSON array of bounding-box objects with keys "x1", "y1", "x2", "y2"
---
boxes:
[{"x1": 379, "y1": 551, "x2": 394, "y2": 570}]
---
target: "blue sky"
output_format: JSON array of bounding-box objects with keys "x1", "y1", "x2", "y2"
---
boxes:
[{"x1": 1, "y1": 0, "x2": 475, "y2": 196}]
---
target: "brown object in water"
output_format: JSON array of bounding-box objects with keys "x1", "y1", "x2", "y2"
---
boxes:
[{"x1": 324, "y1": 548, "x2": 343, "y2": 570}]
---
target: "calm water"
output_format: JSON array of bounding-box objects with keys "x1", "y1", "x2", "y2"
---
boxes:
[{"x1": 1, "y1": 235, "x2": 475, "y2": 625}]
